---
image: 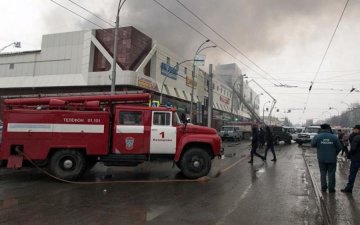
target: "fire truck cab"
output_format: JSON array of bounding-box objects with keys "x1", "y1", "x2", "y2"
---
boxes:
[{"x1": 0, "y1": 93, "x2": 223, "y2": 180}]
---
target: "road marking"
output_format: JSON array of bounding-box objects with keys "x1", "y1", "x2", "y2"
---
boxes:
[{"x1": 214, "y1": 154, "x2": 247, "y2": 177}]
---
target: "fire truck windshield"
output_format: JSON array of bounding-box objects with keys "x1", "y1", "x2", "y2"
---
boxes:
[{"x1": 173, "y1": 112, "x2": 182, "y2": 125}]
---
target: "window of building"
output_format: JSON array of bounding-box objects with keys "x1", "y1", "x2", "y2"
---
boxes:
[
  {"x1": 153, "y1": 112, "x2": 171, "y2": 126},
  {"x1": 216, "y1": 103, "x2": 221, "y2": 110},
  {"x1": 174, "y1": 88, "x2": 180, "y2": 98},
  {"x1": 119, "y1": 111, "x2": 142, "y2": 125},
  {"x1": 164, "y1": 84, "x2": 170, "y2": 95},
  {"x1": 182, "y1": 90, "x2": 188, "y2": 100},
  {"x1": 184, "y1": 67, "x2": 187, "y2": 74},
  {"x1": 166, "y1": 57, "x2": 170, "y2": 65},
  {"x1": 9, "y1": 63, "x2": 14, "y2": 69}
]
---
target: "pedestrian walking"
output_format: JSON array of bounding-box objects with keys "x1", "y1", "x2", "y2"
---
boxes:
[
  {"x1": 311, "y1": 124, "x2": 342, "y2": 192},
  {"x1": 341, "y1": 125, "x2": 360, "y2": 194},
  {"x1": 264, "y1": 126, "x2": 277, "y2": 161},
  {"x1": 248, "y1": 126, "x2": 266, "y2": 163},
  {"x1": 341, "y1": 131, "x2": 349, "y2": 156},
  {"x1": 258, "y1": 127, "x2": 265, "y2": 149}
]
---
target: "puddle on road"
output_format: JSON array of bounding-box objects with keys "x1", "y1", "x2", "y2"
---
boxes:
[
  {"x1": 146, "y1": 206, "x2": 169, "y2": 221},
  {"x1": 254, "y1": 168, "x2": 265, "y2": 178}
]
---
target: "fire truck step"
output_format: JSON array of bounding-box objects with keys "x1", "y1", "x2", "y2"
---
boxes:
[{"x1": 7, "y1": 155, "x2": 24, "y2": 169}]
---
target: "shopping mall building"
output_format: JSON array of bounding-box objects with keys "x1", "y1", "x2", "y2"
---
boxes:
[{"x1": 0, "y1": 26, "x2": 260, "y2": 130}]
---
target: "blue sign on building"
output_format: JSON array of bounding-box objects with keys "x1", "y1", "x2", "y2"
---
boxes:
[{"x1": 161, "y1": 63, "x2": 178, "y2": 80}]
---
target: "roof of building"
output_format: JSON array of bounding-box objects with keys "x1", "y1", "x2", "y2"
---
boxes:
[{"x1": 0, "y1": 50, "x2": 41, "y2": 57}]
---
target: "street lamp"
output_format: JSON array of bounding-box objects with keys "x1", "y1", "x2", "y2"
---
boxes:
[
  {"x1": 190, "y1": 40, "x2": 216, "y2": 123},
  {"x1": 111, "y1": 0, "x2": 127, "y2": 94},
  {"x1": 247, "y1": 79, "x2": 277, "y2": 122},
  {"x1": 0, "y1": 42, "x2": 21, "y2": 53},
  {"x1": 159, "y1": 59, "x2": 204, "y2": 103}
]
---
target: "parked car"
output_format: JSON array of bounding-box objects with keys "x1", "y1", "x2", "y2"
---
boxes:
[
  {"x1": 295, "y1": 125, "x2": 321, "y2": 145},
  {"x1": 220, "y1": 125, "x2": 243, "y2": 141},
  {"x1": 283, "y1": 126, "x2": 297, "y2": 142},
  {"x1": 271, "y1": 126, "x2": 292, "y2": 145}
]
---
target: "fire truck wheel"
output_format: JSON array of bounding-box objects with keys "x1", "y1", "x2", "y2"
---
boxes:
[
  {"x1": 180, "y1": 148, "x2": 211, "y2": 179},
  {"x1": 49, "y1": 150, "x2": 86, "y2": 181}
]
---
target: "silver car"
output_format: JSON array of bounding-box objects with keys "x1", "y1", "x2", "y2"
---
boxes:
[
  {"x1": 296, "y1": 126, "x2": 321, "y2": 145},
  {"x1": 220, "y1": 126, "x2": 243, "y2": 141}
]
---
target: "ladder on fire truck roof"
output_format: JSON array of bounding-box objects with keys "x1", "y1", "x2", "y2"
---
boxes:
[{"x1": 3, "y1": 93, "x2": 151, "y2": 108}]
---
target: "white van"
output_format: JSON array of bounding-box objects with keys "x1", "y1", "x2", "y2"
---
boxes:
[
  {"x1": 219, "y1": 126, "x2": 243, "y2": 141},
  {"x1": 295, "y1": 125, "x2": 321, "y2": 145}
]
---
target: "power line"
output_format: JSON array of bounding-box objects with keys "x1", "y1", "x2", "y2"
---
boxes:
[
  {"x1": 49, "y1": 0, "x2": 105, "y2": 29},
  {"x1": 175, "y1": 0, "x2": 284, "y2": 86},
  {"x1": 309, "y1": 0, "x2": 350, "y2": 90},
  {"x1": 66, "y1": 0, "x2": 114, "y2": 27},
  {"x1": 303, "y1": 0, "x2": 350, "y2": 113},
  {"x1": 151, "y1": 0, "x2": 278, "y2": 86}
]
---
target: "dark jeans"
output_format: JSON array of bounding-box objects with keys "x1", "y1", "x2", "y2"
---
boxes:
[
  {"x1": 344, "y1": 161, "x2": 360, "y2": 191},
  {"x1": 341, "y1": 145, "x2": 349, "y2": 156},
  {"x1": 264, "y1": 145, "x2": 276, "y2": 160},
  {"x1": 250, "y1": 144, "x2": 264, "y2": 161},
  {"x1": 318, "y1": 162, "x2": 337, "y2": 190}
]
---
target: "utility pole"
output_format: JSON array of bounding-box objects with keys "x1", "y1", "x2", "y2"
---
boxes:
[
  {"x1": 207, "y1": 64, "x2": 213, "y2": 128},
  {"x1": 111, "y1": 1, "x2": 122, "y2": 94}
]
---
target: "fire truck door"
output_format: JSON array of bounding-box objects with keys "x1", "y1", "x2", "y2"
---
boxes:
[
  {"x1": 113, "y1": 111, "x2": 145, "y2": 154},
  {"x1": 150, "y1": 111, "x2": 176, "y2": 154}
]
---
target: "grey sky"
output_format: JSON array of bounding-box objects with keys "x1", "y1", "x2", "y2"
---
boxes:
[{"x1": 1, "y1": 0, "x2": 360, "y2": 124}]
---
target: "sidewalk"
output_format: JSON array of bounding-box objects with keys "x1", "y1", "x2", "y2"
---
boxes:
[{"x1": 303, "y1": 147, "x2": 360, "y2": 225}]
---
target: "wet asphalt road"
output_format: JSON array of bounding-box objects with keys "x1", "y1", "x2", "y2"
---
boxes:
[
  {"x1": 303, "y1": 144, "x2": 360, "y2": 225},
  {"x1": 1, "y1": 142, "x2": 356, "y2": 225}
]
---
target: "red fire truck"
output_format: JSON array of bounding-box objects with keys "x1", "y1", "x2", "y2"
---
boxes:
[{"x1": 0, "y1": 93, "x2": 223, "y2": 180}]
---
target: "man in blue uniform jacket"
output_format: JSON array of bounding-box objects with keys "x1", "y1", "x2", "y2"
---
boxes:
[
  {"x1": 341, "y1": 124, "x2": 360, "y2": 193},
  {"x1": 311, "y1": 124, "x2": 342, "y2": 192}
]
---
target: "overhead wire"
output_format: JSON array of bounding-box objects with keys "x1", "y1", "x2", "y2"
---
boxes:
[
  {"x1": 49, "y1": 0, "x2": 105, "y2": 29},
  {"x1": 175, "y1": 0, "x2": 283, "y2": 86},
  {"x1": 151, "y1": 0, "x2": 278, "y2": 86},
  {"x1": 66, "y1": 0, "x2": 114, "y2": 27},
  {"x1": 303, "y1": 0, "x2": 350, "y2": 113}
]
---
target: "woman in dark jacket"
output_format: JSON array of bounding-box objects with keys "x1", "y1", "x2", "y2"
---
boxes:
[{"x1": 264, "y1": 126, "x2": 277, "y2": 161}]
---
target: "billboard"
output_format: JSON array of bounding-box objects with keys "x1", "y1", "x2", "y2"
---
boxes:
[{"x1": 161, "y1": 63, "x2": 178, "y2": 80}]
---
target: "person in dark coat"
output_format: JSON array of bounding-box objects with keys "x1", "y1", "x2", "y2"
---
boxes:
[
  {"x1": 341, "y1": 131, "x2": 349, "y2": 156},
  {"x1": 258, "y1": 127, "x2": 265, "y2": 149},
  {"x1": 311, "y1": 124, "x2": 342, "y2": 192},
  {"x1": 264, "y1": 126, "x2": 277, "y2": 161},
  {"x1": 341, "y1": 125, "x2": 360, "y2": 193},
  {"x1": 248, "y1": 126, "x2": 266, "y2": 163}
]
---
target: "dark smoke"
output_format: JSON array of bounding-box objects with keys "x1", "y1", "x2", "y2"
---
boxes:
[{"x1": 43, "y1": 0, "x2": 357, "y2": 65}]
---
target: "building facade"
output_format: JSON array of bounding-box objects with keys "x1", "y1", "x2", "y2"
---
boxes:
[{"x1": 0, "y1": 26, "x2": 260, "y2": 130}]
